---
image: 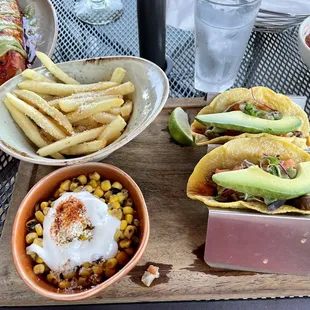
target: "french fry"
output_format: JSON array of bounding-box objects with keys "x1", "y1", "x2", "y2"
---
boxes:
[
  {"x1": 58, "y1": 95, "x2": 123, "y2": 113},
  {"x1": 21, "y1": 69, "x2": 56, "y2": 83},
  {"x1": 98, "y1": 115, "x2": 127, "y2": 144},
  {"x1": 37, "y1": 126, "x2": 105, "y2": 157},
  {"x1": 110, "y1": 67, "x2": 126, "y2": 83},
  {"x1": 18, "y1": 80, "x2": 118, "y2": 96},
  {"x1": 68, "y1": 98, "x2": 124, "y2": 123},
  {"x1": 73, "y1": 118, "x2": 101, "y2": 128},
  {"x1": 104, "y1": 82, "x2": 135, "y2": 96},
  {"x1": 35, "y1": 51, "x2": 80, "y2": 85},
  {"x1": 60, "y1": 139, "x2": 107, "y2": 155},
  {"x1": 39, "y1": 94, "x2": 57, "y2": 102},
  {"x1": 3, "y1": 98, "x2": 64, "y2": 159},
  {"x1": 92, "y1": 112, "x2": 117, "y2": 124},
  {"x1": 48, "y1": 82, "x2": 134, "y2": 107},
  {"x1": 6, "y1": 93, "x2": 67, "y2": 140},
  {"x1": 121, "y1": 100, "x2": 133, "y2": 121},
  {"x1": 13, "y1": 90, "x2": 74, "y2": 134},
  {"x1": 109, "y1": 107, "x2": 121, "y2": 115}
]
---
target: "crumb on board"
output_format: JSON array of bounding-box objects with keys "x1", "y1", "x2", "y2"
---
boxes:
[{"x1": 141, "y1": 265, "x2": 160, "y2": 287}]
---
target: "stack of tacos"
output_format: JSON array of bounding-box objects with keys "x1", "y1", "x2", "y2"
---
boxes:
[{"x1": 187, "y1": 87, "x2": 310, "y2": 214}]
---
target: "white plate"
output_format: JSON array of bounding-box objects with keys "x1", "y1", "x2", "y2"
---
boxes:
[{"x1": 19, "y1": 0, "x2": 58, "y2": 67}]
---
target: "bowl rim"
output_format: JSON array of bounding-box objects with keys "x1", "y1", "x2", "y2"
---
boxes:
[
  {"x1": 11, "y1": 162, "x2": 150, "y2": 301},
  {"x1": 299, "y1": 16, "x2": 310, "y2": 51},
  {"x1": 0, "y1": 55, "x2": 169, "y2": 166}
]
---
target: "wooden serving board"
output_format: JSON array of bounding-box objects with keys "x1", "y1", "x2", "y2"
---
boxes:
[{"x1": 1, "y1": 97, "x2": 310, "y2": 306}]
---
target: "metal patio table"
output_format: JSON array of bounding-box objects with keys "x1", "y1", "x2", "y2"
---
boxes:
[{"x1": 1, "y1": 0, "x2": 310, "y2": 308}]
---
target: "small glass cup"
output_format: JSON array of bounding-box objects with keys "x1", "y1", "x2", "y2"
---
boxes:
[
  {"x1": 194, "y1": 0, "x2": 262, "y2": 93},
  {"x1": 75, "y1": 0, "x2": 123, "y2": 26}
]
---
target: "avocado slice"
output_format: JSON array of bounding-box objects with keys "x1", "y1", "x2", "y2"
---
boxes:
[
  {"x1": 196, "y1": 111, "x2": 302, "y2": 135},
  {"x1": 212, "y1": 162, "x2": 310, "y2": 201}
]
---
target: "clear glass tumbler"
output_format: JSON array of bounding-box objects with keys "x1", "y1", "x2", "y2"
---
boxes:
[
  {"x1": 194, "y1": 0, "x2": 261, "y2": 93},
  {"x1": 75, "y1": 0, "x2": 123, "y2": 25}
]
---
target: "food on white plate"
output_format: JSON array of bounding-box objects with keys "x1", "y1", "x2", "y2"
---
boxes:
[
  {"x1": 141, "y1": 265, "x2": 160, "y2": 287},
  {"x1": 2, "y1": 52, "x2": 136, "y2": 159},
  {"x1": 25, "y1": 172, "x2": 140, "y2": 290},
  {"x1": 0, "y1": 2, "x2": 40, "y2": 85}
]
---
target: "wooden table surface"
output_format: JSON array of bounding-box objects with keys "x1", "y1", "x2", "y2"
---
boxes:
[{"x1": 1, "y1": 98, "x2": 310, "y2": 306}]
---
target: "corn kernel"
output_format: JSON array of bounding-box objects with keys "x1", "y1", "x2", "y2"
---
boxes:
[
  {"x1": 111, "y1": 209, "x2": 122, "y2": 220},
  {"x1": 114, "y1": 229, "x2": 122, "y2": 241},
  {"x1": 106, "y1": 258, "x2": 117, "y2": 269},
  {"x1": 35, "y1": 255, "x2": 44, "y2": 264},
  {"x1": 33, "y1": 238, "x2": 43, "y2": 247},
  {"x1": 94, "y1": 188, "x2": 104, "y2": 197},
  {"x1": 26, "y1": 219, "x2": 37, "y2": 231},
  {"x1": 89, "y1": 171, "x2": 100, "y2": 181},
  {"x1": 77, "y1": 277, "x2": 89, "y2": 287},
  {"x1": 82, "y1": 262, "x2": 91, "y2": 268},
  {"x1": 40, "y1": 201, "x2": 49, "y2": 210},
  {"x1": 123, "y1": 206, "x2": 134, "y2": 215},
  {"x1": 77, "y1": 175, "x2": 87, "y2": 185},
  {"x1": 28, "y1": 251, "x2": 36, "y2": 260},
  {"x1": 88, "y1": 179, "x2": 97, "y2": 188},
  {"x1": 124, "y1": 198, "x2": 133, "y2": 207},
  {"x1": 133, "y1": 219, "x2": 140, "y2": 227},
  {"x1": 116, "y1": 251, "x2": 129, "y2": 266},
  {"x1": 42, "y1": 206, "x2": 50, "y2": 216},
  {"x1": 125, "y1": 214, "x2": 133, "y2": 224},
  {"x1": 125, "y1": 248, "x2": 135, "y2": 256},
  {"x1": 34, "y1": 223, "x2": 43, "y2": 236},
  {"x1": 58, "y1": 280, "x2": 71, "y2": 289},
  {"x1": 70, "y1": 182, "x2": 79, "y2": 191},
  {"x1": 84, "y1": 185, "x2": 93, "y2": 192},
  {"x1": 108, "y1": 209, "x2": 113, "y2": 215},
  {"x1": 26, "y1": 232, "x2": 38, "y2": 244},
  {"x1": 104, "y1": 267, "x2": 117, "y2": 278},
  {"x1": 104, "y1": 190, "x2": 112, "y2": 200},
  {"x1": 119, "y1": 238, "x2": 131, "y2": 249},
  {"x1": 63, "y1": 271, "x2": 77, "y2": 279},
  {"x1": 54, "y1": 189, "x2": 60, "y2": 199},
  {"x1": 96, "y1": 180, "x2": 101, "y2": 187},
  {"x1": 101, "y1": 180, "x2": 112, "y2": 191},
  {"x1": 120, "y1": 220, "x2": 128, "y2": 231},
  {"x1": 109, "y1": 195, "x2": 118, "y2": 203},
  {"x1": 46, "y1": 273, "x2": 55, "y2": 283},
  {"x1": 73, "y1": 186, "x2": 83, "y2": 192},
  {"x1": 116, "y1": 192, "x2": 127, "y2": 204},
  {"x1": 112, "y1": 181, "x2": 123, "y2": 190},
  {"x1": 79, "y1": 267, "x2": 92, "y2": 277},
  {"x1": 110, "y1": 201, "x2": 121, "y2": 209},
  {"x1": 92, "y1": 265, "x2": 104, "y2": 275},
  {"x1": 60, "y1": 180, "x2": 71, "y2": 191},
  {"x1": 35, "y1": 211, "x2": 44, "y2": 224},
  {"x1": 33, "y1": 264, "x2": 45, "y2": 274},
  {"x1": 124, "y1": 225, "x2": 135, "y2": 239}
]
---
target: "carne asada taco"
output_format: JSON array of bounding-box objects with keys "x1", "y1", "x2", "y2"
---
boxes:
[
  {"x1": 187, "y1": 136, "x2": 310, "y2": 214},
  {"x1": 192, "y1": 87, "x2": 310, "y2": 149}
]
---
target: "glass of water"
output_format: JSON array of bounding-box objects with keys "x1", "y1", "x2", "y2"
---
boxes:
[
  {"x1": 75, "y1": 0, "x2": 123, "y2": 25},
  {"x1": 194, "y1": 0, "x2": 261, "y2": 93}
]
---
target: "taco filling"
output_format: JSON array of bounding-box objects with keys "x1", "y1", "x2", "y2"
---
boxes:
[{"x1": 203, "y1": 154, "x2": 310, "y2": 212}]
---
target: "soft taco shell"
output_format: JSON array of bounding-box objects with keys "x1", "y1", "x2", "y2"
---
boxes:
[
  {"x1": 192, "y1": 87, "x2": 310, "y2": 149},
  {"x1": 187, "y1": 136, "x2": 310, "y2": 214}
]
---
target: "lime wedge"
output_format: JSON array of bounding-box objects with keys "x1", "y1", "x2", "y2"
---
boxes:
[{"x1": 168, "y1": 107, "x2": 194, "y2": 146}]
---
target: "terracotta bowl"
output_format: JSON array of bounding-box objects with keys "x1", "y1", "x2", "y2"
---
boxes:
[
  {"x1": 0, "y1": 56, "x2": 169, "y2": 166},
  {"x1": 12, "y1": 163, "x2": 149, "y2": 301}
]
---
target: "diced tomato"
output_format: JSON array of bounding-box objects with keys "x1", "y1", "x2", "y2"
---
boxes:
[
  {"x1": 193, "y1": 128, "x2": 205, "y2": 134},
  {"x1": 198, "y1": 183, "x2": 215, "y2": 196},
  {"x1": 283, "y1": 159, "x2": 296, "y2": 168},
  {"x1": 257, "y1": 104, "x2": 270, "y2": 111},
  {"x1": 231, "y1": 104, "x2": 241, "y2": 111}
]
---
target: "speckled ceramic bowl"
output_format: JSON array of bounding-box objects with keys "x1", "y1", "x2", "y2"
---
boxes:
[
  {"x1": 0, "y1": 56, "x2": 169, "y2": 165},
  {"x1": 12, "y1": 163, "x2": 149, "y2": 301}
]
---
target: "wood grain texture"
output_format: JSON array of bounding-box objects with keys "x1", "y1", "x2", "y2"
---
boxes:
[{"x1": 1, "y1": 97, "x2": 310, "y2": 306}]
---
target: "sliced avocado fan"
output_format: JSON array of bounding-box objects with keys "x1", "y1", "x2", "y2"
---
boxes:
[
  {"x1": 196, "y1": 111, "x2": 302, "y2": 135},
  {"x1": 212, "y1": 161, "x2": 310, "y2": 201}
]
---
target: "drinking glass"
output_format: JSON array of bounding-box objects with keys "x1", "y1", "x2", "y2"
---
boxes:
[
  {"x1": 194, "y1": 0, "x2": 262, "y2": 93},
  {"x1": 75, "y1": 0, "x2": 123, "y2": 25}
]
